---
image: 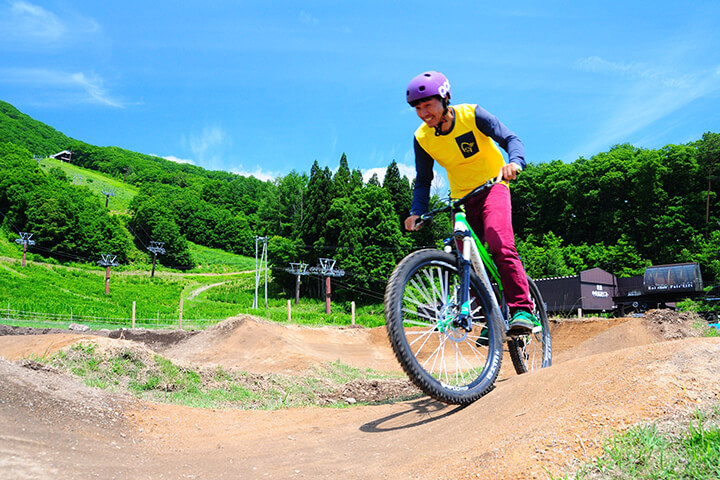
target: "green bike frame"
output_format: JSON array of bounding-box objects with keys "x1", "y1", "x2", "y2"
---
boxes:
[{"x1": 449, "y1": 210, "x2": 506, "y2": 330}]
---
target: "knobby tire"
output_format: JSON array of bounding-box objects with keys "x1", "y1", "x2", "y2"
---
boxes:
[
  {"x1": 384, "y1": 249, "x2": 504, "y2": 405},
  {"x1": 508, "y1": 276, "x2": 552, "y2": 374}
]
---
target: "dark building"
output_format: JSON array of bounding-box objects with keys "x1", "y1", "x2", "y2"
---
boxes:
[{"x1": 534, "y1": 267, "x2": 617, "y2": 314}]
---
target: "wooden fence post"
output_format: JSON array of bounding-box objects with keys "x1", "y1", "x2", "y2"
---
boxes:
[
  {"x1": 132, "y1": 301, "x2": 136, "y2": 329},
  {"x1": 287, "y1": 299, "x2": 292, "y2": 322}
]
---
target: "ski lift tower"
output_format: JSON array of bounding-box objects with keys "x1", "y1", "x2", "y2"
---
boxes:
[
  {"x1": 253, "y1": 236, "x2": 268, "y2": 309},
  {"x1": 147, "y1": 241, "x2": 166, "y2": 277},
  {"x1": 285, "y1": 262, "x2": 309, "y2": 305},
  {"x1": 97, "y1": 254, "x2": 120, "y2": 294},
  {"x1": 311, "y1": 258, "x2": 345, "y2": 314},
  {"x1": 15, "y1": 232, "x2": 35, "y2": 267},
  {"x1": 101, "y1": 190, "x2": 116, "y2": 208}
]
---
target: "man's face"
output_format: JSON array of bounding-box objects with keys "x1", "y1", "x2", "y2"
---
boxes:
[{"x1": 414, "y1": 97, "x2": 445, "y2": 128}]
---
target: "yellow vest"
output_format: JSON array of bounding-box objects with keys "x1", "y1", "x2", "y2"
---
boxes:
[{"x1": 414, "y1": 103, "x2": 505, "y2": 198}]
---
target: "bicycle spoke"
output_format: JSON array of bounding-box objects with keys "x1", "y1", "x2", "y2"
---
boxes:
[{"x1": 385, "y1": 250, "x2": 503, "y2": 404}]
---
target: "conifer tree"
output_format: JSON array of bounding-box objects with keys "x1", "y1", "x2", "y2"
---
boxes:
[
  {"x1": 382, "y1": 160, "x2": 412, "y2": 228},
  {"x1": 301, "y1": 161, "x2": 334, "y2": 258}
]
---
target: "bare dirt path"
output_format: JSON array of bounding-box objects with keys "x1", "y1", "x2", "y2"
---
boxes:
[
  {"x1": 186, "y1": 281, "x2": 229, "y2": 300},
  {"x1": 1, "y1": 313, "x2": 719, "y2": 479}
]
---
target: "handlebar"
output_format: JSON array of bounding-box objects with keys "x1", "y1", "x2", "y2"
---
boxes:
[{"x1": 416, "y1": 180, "x2": 496, "y2": 226}]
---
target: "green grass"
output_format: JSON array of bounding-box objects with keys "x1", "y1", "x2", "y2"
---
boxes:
[
  {"x1": 0, "y1": 246, "x2": 386, "y2": 330},
  {"x1": 552, "y1": 406, "x2": 720, "y2": 479},
  {"x1": 0, "y1": 256, "x2": 257, "y2": 327},
  {"x1": 38, "y1": 157, "x2": 138, "y2": 215},
  {"x1": 188, "y1": 242, "x2": 256, "y2": 272},
  {"x1": 31, "y1": 342, "x2": 408, "y2": 409},
  {"x1": 1, "y1": 224, "x2": 386, "y2": 329}
]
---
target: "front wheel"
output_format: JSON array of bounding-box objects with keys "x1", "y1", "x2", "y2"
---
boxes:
[
  {"x1": 508, "y1": 276, "x2": 552, "y2": 374},
  {"x1": 384, "y1": 249, "x2": 504, "y2": 405}
]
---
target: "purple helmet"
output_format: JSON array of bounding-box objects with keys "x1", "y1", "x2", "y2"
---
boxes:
[{"x1": 406, "y1": 71, "x2": 451, "y2": 106}]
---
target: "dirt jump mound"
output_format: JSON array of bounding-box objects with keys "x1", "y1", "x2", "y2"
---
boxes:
[
  {"x1": 1, "y1": 311, "x2": 719, "y2": 479},
  {"x1": 161, "y1": 315, "x2": 401, "y2": 374}
]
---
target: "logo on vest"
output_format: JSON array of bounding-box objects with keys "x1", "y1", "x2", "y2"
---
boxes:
[{"x1": 455, "y1": 132, "x2": 478, "y2": 158}]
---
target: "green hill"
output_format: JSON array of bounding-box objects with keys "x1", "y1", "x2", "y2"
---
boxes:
[
  {"x1": 0, "y1": 100, "x2": 74, "y2": 156},
  {"x1": 0, "y1": 100, "x2": 275, "y2": 270}
]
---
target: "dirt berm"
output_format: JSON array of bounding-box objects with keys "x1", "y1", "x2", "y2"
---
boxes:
[{"x1": 1, "y1": 310, "x2": 719, "y2": 479}]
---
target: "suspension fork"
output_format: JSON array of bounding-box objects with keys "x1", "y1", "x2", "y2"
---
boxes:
[
  {"x1": 451, "y1": 224, "x2": 474, "y2": 332},
  {"x1": 449, "y1": 212, "x2": 504, "y2": 333}
]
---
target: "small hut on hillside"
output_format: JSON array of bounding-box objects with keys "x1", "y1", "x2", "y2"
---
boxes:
[{"x1": 50, "y1": 150, "x2": 72, "y2": 163}]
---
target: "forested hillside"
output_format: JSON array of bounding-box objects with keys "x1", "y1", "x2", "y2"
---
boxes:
[
  {"x1": 513, "y1": 135, "x2": 720, "y2": 282},
  {"x1": 1, "y1": 100, "x2": 718, "y2": 301},
  {"x1": 0, "y1": 101, "x2": 72, "y2": 155}
]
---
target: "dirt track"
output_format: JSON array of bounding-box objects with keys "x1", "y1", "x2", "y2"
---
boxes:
[{"x1": 1, "y1": 312, "x2": 719, "y2": 479}]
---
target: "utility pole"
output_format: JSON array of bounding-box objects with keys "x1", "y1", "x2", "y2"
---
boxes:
[
  {"x1": 102, "y1": 190, "x2": 115, "y2": 208},
  {"x1": 97, "y1": 254, "x2": 119, "y2": 295},
  {"x1": 253, "y1": 236, "x2": 268, "y2": 309},
  {"x1": 147, "y1": 241, "x2": 166, "y2": 277},
  {"x1": 706, "y1": 172, "x2": 719, "y2": 223},
  {"x1": 15, "y1": 232, "x2": 35, "y2": 267},
  {"x1": 310, "y1": 258, "x2": 345, "y2": 314},
  {"x1": 285, "y1": 262, "x2": 309, "y2": 305}
]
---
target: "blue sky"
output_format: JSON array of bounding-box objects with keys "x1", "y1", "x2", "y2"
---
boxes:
[{"x1": 2, "y1": 1, "x2": 719, "y2": 193}]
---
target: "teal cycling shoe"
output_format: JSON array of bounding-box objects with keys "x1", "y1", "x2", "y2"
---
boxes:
[{"x1": 507, "y1": 310, "x2": 540, "y2": 336}]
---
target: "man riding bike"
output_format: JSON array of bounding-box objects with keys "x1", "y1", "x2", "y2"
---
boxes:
[{"x1": 403, "y1": 70, "x2": 538, "y2": 335}]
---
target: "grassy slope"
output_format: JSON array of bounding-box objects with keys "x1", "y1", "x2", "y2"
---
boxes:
[
  {"x1": 1, "y1": 226, "x2": 384, "y2": 329},
  {"x1": 0, "y1": 227, "x2": 260, "y2": 327},
  {"x1": 38, "y1": 157, "x2": 138, "y2": 215}
]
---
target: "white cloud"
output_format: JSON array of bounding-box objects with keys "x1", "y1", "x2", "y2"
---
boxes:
[
  {"x1": 361, "y1": 167, "x2": 386, "y2": 184},
  {"x1": 2, "y1": 1, "x2": 65, "y2": 43},
  {"x1": 69, "y1": 72, "x2": 122, "y2": 107},
  {"x1": 231, "y1": 167, "x2": 277, "y2": 182},
  {"x1": 575, "y1": 56, "x2": 632, "y2": 75},
  {"x1": 0, "y1": 1, "x2": 100, "y2": 49},
  {"x1": 362, "y1": 162, "x2": 447, "y2": 195},
  {"x1": 299, "y1": 10, "x2": 319, "y2": 25},
  {"x1": 0, "y1": 67, "x2": 124, "y2": 107},
  {"x1": 162, "y1": 155, "x2": 195, "y2": 165},
  {"x1": 186, "y1": 126, "x2": 231, "y2": 170},
  {"x1": 566, "y1": 56, "x2": 720, "y2": 159},
  {"x1": 574, "y1": 55, "x2": 693, "y2": 88}
]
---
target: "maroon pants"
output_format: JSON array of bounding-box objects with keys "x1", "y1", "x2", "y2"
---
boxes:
[{"x1": 461, "y1": 183, "x2": 532, "y2": 313}]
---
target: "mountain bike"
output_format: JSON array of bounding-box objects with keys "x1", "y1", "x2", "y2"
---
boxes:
[{"x1": 384, "y1": 180, "x2": 552, "y2": 405}]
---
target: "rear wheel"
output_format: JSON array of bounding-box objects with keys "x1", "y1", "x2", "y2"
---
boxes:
[
  {"x1": 508, "y1": 276, "x2": 552, "y2": 374},
  {"x1": 384, "y1": 249, "x2": 504, "y2": 405}
]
